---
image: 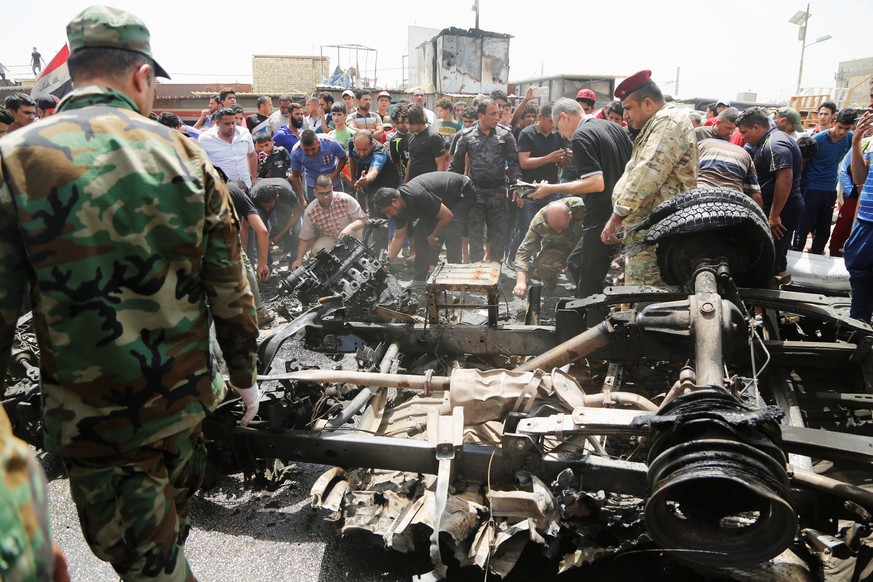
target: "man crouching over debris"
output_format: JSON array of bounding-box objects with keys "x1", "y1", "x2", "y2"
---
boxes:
[
  {"x1": 374, "y1": 172, "x2": 476, "y2": 281},
  {"x1": 513, "y1": 198, "x2": 587, "y2": 299},
  {"x1": 293, "y1": 174, "x2": 368, "y2": 268},
  {"x1": 0, "y1": 6, "x2": 259, "y2": 580}
]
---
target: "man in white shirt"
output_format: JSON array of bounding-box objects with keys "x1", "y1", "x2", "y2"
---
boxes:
[
  {"x1": 411, "y1": 87, "x2": 436, "y2": 127},
  {"x1": 267, "y1": 94, "x2": 293, "y2": 133},
  {"x1": 199, "y1": 107, "x2": 258, "y2": 189},
  {"x1": 303, "y1": 94, "x2": 323, "y2": 132}
]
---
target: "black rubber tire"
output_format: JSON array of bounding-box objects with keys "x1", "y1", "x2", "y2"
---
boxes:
[
  {"x1": 643, "y1": 199, "x2": 770, "y2": 243},
  {"x1": 634, "y1": 187, "x2": 768, "y2": 232},
  {"x1": 632, "y1": 190, "x2": 774, "y2": 288}
]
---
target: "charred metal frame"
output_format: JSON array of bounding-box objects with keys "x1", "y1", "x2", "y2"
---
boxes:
[
  {"x1": 7, "y1": 219, "x2": 873, "y2": 579},
  {"x1": 212, "y1": 256, "x2": 873, "y2": 575}
]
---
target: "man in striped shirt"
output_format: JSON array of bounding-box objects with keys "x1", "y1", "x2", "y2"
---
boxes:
[
  {"x1": 292, "y1": 174, "x2": 368, "y2": 268},
  {"x1": 844, "y1": 83, "x2": 873, "y2": 323},
  {"x1": 697, "y1": 137, "x2": 762, "y2": 207},
  {"x1": 347, "y1": 89, "x2": 385, "y2": 142}
]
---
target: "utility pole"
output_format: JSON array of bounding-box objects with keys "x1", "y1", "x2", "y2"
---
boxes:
[
  {"x1": 796, "y1": 3, "x2": 810, "y2": 93},
  {"x1": 472, "y1": 0, "x2": 480, "y2": 29},
  {"x1": 675, "y1": 66, "x2": 680, "y2": 96}
]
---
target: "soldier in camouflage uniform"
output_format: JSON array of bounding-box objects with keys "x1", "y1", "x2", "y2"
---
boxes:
[
  {"x1": 449, "y1": 99, "x2": 521, "y2": 262},
  {"x1": 601, "y1": 70, "x2": 698, "y2": 285},
  {"x1": 0, "y1": 406, "x2": 69, "y2": 581},
  {"x1": 0, "y1": 6, "x2": 260, "y2": 581},
  {"x1": 513, "y1": 198, "x2": 587, "y2": 298}
]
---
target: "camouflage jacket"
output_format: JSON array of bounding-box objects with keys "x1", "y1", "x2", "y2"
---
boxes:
[
  {"x1": 612, "y1": 104, "x2": 698, "y2": 230},
  {"x1": 449, "y1": 123, "x2": 521, "y2": 189},
  {"x1": 0, "y1": 86, "x2": 258, "y2": 458},
  {"x1": 0, "y1": 407, "x2": 53, "y2": 581},
  {"x1": 514, "y1": 197, "x2": 587, "y2": 272}
]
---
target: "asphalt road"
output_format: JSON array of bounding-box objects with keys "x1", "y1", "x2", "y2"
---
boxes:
[{"x1": 43, "y1": 451, "x2": 621, "y2": 582}]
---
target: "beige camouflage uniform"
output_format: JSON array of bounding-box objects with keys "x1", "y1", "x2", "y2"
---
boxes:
[{"x1": 612, "y1": 104, "x2": 698, "y2": 284}]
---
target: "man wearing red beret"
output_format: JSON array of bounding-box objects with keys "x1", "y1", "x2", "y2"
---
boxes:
[{"x1": 600, "y1": 70, "x2": 698, "y2": 285}]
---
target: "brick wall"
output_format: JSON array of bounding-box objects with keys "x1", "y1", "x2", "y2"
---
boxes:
[{"x1": 252, "y1": 55, "x2": 329, "y2": 94}]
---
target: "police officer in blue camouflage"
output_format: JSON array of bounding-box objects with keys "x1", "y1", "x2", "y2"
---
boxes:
[
  {"x1": 0, "y1": 5, "x2": 260, "y2": 581},
  {"x1": 449, "y1": 98, "x2": 522, "y2": 262}
]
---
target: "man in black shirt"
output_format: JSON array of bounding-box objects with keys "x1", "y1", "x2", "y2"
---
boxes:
[
  {"x1": 405, "y1": 104, "x2": 446, "y2": 182},
  {"x1": 31, "y1": 47, "x2": 44, "y2": 77},
  {"x1": 245, "y1": 95, "x2": 273, "y2": 133},
  {"x1": 532, "y1": 98, "x2": 632, "y2": 299},
  {"x1": 449, "y1": 99, "x2": 521, "y2": 262},
  {"x1": 388, "y1": 104, "x2": 410, "y2": 179},
  {"x1": 226, "y1": 181, "x2": 274, "y2": 325},
  {"x1": 251, "y1": 178, "x2": 301, "y2": 263},
  {"x1": 374, "y1": 173, "x2": 475, "y2": 280},
  {"x1": 510, "y1": 102, "x2": 570, "y2": 260},
  {"x1": 737, "y1": 107, "x2": 805, "y2": 283}
]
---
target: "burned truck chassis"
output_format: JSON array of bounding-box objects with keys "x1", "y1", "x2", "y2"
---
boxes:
[
  {"x1": 6, "y1": 198, "x2": 873, "y2": 579},
  {"x1": 205, "y1": 265, "x2": 873, "y2": 579},
  {"x1": 249, "y1": 282, "x2": 873, "y2": 476}
]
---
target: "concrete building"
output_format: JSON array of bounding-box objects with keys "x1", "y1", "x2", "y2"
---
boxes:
[
  {"x1": 252, "y1": 55, "x2": 329, "y2": 95},
  {"x1": 413, "y1": 27, "x2": 511, "y2": 96},
  {"x1": 836, "y1": 57, "x2": 873, "y2": 109},
  {"x1": 510, "y1": 75, "x2": 620, "y2": 110}
]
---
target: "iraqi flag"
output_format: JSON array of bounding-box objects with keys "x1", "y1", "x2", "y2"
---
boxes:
[{"x1": 30, "y1": 45, "x2": 72, "y2": 102}]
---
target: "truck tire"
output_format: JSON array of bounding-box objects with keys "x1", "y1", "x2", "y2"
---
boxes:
[{"x1": 632, "y1": 189, "x2": 774, "y2": 288}]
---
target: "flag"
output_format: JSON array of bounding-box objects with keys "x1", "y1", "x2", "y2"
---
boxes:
[{"x1": 31, "y1": 45, "x2": 72, "y2": 102}]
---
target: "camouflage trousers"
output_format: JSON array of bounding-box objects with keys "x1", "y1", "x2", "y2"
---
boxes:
[
  {"x1": 531, "y1": 244, "x2": 573, "y2": 286},
  {"x1": 63, "y1": 425, "x2": 206, "y2": 582},
  {"x1": 1, "y1": 407, "x2": 54, "y2": 582},
  {"x1": 624, "y1": 235, "x2": 665, "y2": 286}
]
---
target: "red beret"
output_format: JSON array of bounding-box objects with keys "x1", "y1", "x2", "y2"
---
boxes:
[{"x1": 615, "y1": 69, "x2": 653, "y2": 100}]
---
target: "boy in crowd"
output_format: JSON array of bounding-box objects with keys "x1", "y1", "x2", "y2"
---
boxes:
[{"x1": 254, "y1": 130, "x2": 292, "y2": 179}]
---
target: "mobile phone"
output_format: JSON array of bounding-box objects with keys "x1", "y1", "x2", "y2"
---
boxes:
[{"x1": 532, "y1": 86, "x2": 548, "y2": 98}]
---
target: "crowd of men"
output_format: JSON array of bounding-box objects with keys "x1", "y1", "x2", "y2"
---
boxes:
[
  {"x1": 146, "y1": 72, "x2": 870, "y2": 323},
  {"x1": 2, "y1": 4, "x2": 873, "y2": 581}
]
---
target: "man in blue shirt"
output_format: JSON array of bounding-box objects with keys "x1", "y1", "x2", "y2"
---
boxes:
[
  {"x1": 289, "y1": 130, "x2": 347, "y2": 205},
  {"x1": 737, "y1": 107, "x2": 805, "y2": 284},
  {"x1": 845, "y1": 85, "x2": 873, "y2": 323},
  {"x1": 793, "y1": 109, "x2": 855, "y2": 254},
  {"x1": 273, "y1": 102, "x2": 304, "y2": 151},
  {"x1": 831, "y1": 137, "x2": 873, "y2": 256},
  {"x1": 349, "y1": 130, "x2": 400, "y2": 211}
]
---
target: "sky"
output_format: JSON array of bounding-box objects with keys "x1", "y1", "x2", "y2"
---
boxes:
[{"x1": 2, "y1": 0, "x2": 871, "y2": 104}]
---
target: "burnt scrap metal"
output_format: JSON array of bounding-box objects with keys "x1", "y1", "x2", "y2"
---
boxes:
[
  {"x1": 279, "y1": 235, "x2": 392, "y2": 319},
  {"x1": 3, "y1": 312, "x2": 43, "y2": 448},
  {"x1": 6, "y1": 189, "x2": 873, "y2": 580}
]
